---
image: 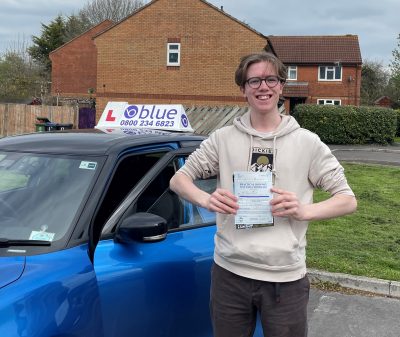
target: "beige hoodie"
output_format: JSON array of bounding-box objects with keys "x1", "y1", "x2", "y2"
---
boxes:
[{"x1": 179, "y1": 111, "x2": 354, "y2": 282}]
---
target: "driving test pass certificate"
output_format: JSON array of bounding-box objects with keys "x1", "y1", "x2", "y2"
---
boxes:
[{"x1": 233, "y1": 171, "x2": 273, "y2": 229}]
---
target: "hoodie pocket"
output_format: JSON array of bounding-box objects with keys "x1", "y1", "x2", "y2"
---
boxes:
[{"x1": 216, "y1": 220, "x2": 302, "y2": 270}]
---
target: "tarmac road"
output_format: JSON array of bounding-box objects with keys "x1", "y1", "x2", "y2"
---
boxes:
[
  {"x1": 329, "y1": 144, "x2": 400, "y2": 166},
  {"x1": 308, "y1": 288, "x2": 400, "y2": 337}
]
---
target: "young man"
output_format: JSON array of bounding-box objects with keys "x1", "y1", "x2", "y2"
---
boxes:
[{"x1": 170, "y1": 52, "x2": 357, "y2": 337}]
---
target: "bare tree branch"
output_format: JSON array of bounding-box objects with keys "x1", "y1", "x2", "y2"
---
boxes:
[{"x1": 80, "y1": 0, "x2": 145, "y2": 25}]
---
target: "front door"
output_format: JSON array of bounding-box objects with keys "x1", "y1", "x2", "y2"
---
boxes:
[{"x1": 289, "y1": 97, "x2": 306, "y2": 113}]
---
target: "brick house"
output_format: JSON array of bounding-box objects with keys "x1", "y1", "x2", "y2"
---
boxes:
[
  {"x1": 93, "y1": 0, "x2": 270, "y2": 120},
  {"x1": 49, "y1": 20, "x2": 114, "y2": 99},
  {"x1": 266, "y1": 35, "x2": 362, "y2": 112},
  {"x1": 374, "y1": 96, "x2": 393, "y2": 108}
]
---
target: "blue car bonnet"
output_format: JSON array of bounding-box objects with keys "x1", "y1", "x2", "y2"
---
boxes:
[{"x1": 0, "y1": 256, "x2": 25, "y2": 289}]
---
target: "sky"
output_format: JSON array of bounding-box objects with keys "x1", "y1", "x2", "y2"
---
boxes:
[{"x1": 0, "y1": 0, "x2": 399, "y2": 67}]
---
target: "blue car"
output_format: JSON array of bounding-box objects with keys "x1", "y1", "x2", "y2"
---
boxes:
[
  {"x1": 0, "y1": 123, "x2": 220, "y2": 335},
  {"x1": 0, "y1": 103, "x2": 265, "y2": 337}
]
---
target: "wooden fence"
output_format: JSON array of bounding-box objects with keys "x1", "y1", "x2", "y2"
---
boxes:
[
  {"x1": 185, "y1": 105, "x2": 249, "y2": 135},
  {"x1": 0, "y1": 104, "x2": 78, "y2": 137}
]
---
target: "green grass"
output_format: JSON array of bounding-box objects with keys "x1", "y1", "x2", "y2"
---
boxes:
[{"x1": 307, "y1": 162, "x2": 400, "y2": 281}]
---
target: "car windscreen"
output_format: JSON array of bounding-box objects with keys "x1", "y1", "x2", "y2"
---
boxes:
[{"x1": 0, "y1": 151, "x2": 101, "y2": 244}]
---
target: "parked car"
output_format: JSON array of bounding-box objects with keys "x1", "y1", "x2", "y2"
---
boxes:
[
  {"x1": 0, "y1": 127, "x2": 217, "y2": 335},
  {"x1": 0, "y1": 104, "x2": 265, "y2": 337}
]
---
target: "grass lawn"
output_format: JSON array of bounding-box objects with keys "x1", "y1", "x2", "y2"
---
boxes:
[{"x1": 307, "y1": 162, "x2": 400, "y2": 281}]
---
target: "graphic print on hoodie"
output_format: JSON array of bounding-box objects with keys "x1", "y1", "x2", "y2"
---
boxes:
[{"x1": 250, "y1": 147, "x2": 274, "y2": 172}]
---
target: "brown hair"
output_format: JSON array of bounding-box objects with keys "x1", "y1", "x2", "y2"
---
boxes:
[{"x1": 234, "y1": 52, "x2": 287, "y2": 88}]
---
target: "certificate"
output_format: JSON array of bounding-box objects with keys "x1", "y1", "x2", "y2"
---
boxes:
[{"x1": 233, "y1": 171, "x2": 273, "y2": 229}]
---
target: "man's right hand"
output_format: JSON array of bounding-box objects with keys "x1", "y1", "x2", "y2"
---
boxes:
[{"x1": 207, "y1": 188, "x2": 239, "y2": 215}]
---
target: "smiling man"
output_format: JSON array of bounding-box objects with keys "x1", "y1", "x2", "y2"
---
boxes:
[{"x1": 170, "y1": 52, "x2": 357, "y2": 337}]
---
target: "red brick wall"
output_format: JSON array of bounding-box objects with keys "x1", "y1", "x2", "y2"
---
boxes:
[
  {"x1": 94, "y1": 0, "x2": 267, "y2": 119},
  {"x1": 375, "y1": 96, "x2": 393, "y2": 107},
  {"x1": 50, "y1": 20, "x2": 114, "y2": 98},
  {"x1": 285, "y1": 64, "x2": 361, "y2": 108}
]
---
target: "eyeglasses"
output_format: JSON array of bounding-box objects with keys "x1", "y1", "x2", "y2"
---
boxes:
[{"x1": 245, "y1": 76, "x2": 282, "y2": 89}]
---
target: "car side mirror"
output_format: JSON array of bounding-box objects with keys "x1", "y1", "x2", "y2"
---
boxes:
[{"x1": 115, "y1": 212, "x2": 168, "y2": 243}]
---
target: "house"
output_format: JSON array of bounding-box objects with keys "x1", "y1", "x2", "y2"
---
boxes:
[
  {"x1": 266, "y1": 35, "x2": 362, "y2": 112},
  {"x1": 93, "y1": 0, "x2": 268, "y2": 120},
  {"x1": 374, "y1": 96, "x2": 393, "y2": 108},
  {"x1": 49, "y1": 20, "x2": 114, "y2": 99}
]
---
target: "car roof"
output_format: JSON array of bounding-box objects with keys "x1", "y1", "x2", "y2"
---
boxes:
[{"x1": 0, "y1": 129, "x2": 206, "y2": 155}]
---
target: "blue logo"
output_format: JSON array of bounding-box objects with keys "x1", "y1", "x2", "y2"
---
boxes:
[
  {"x1": 124, "y1": 105, "x2": 139, "y2": 119},
  {"x1": 124, "y1": 105, "x2": 178, "y2": 120},
  {"x1": 181, "y1": 114, "x2": 189, "y2": 128}
]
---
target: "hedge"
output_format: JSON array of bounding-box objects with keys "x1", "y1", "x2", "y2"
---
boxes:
[
  {"x1": 292, "y1": 104, "x2": 397, "y2": 145},
  {"x1": 396, "y1": 109, "x2": 400, "y2": 136}
]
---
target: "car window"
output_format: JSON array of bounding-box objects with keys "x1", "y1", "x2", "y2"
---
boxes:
[
  {"x1": 0, "y1": 151, "x2": 100, "y2": 242},
  {"x1": 93, "y1": 151, "x2": 166, "y2": 231},
  {"x1": 138, "y1": 156, "x2": 216, "y2": 229},
  {"x1": 98, "y1": 153, "x2": 216, "y2": 237}
]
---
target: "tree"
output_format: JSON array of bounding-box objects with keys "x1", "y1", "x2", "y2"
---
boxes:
[
  {"x1": 390, "y1": 34, "x2": 400, "y2": 76},
  {"x1": 360, "y1": 60, "x2": 390, "y2": 106},
  {"x1": 388, "y1": 33, "x2": 400, "y2": 108},
  {"x1": 28, "y1": 15, "x2": 66, "y2": 73},
  {"x1": 63, "y1": 13, "x2": 93, "y2": 43},
  {"x1": 79, "y1": 0, "x2": 145, "y2": 25},
  {"x1": 0, "y1": 51, "x2": 43, "y2": 103}
]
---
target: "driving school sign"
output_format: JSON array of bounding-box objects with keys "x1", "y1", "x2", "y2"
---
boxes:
[{"x1": 96, "y1": 102, "x2": 193, "y2": 132}]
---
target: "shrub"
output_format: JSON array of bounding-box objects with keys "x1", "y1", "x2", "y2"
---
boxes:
[
  {"x1": 395, "y1": 109, "x2": 400, "y2": 136},
  {"x1": 292, "y1": 104, "x2": 397, "y2": 145}
]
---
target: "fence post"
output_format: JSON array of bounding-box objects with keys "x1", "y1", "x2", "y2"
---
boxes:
[
  {"x1": 0, "y1": 105, "x2": 5, "y2": 137},
  {"x1": 49, "y1": 105, "x2": 53, "y2": 122},
  {"x1": 4, "y1": 104, "x2": 9, "y2": 137},
  {"x1": 75, "y1": 104, "x2": 79, "y2": 129}
]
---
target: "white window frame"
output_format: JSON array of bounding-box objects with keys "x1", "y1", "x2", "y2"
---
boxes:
[
  {"x1": 317, "y1": 99, "x2": 341, "y2": 106},
  {"x1": 318, "y1": 66, "x2": 342, "y2": 81},
  {"x1": 287, "y1": 66, "x2": 297, "y2": 80},
  {"x1": 167, "y1": 43, "x2": 180, "y2": 66}
]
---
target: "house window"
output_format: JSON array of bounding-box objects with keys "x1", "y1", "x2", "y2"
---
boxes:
[
  {"x1": 318, "y1": 66, "x2": 342, "y2": 81},
  {"x1": 167, "y1": 43, "x2": 180, "y2": 66},
  {"x1": 317, "y1": 99, "x2": 341, "y2": 105},
  {"x1": 287, "y1": 66, "x2": 297, "y2": 80}
]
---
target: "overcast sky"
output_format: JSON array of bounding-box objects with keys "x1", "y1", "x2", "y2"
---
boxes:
[{"x1": 0, "y1": 0, "x2": 399, "y2": 67}]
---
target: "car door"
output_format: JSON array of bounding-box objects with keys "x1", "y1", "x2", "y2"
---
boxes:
[{"x1": 93, "y1": 146, "x2": 216, "y2": 337}]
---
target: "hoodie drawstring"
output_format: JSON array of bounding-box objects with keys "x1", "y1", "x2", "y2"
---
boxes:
[
  {"x1": 272, "y1": 135, "x2": 278, "y2": 184},
  {"x1": 247, "y1": 134, "x2": 254, "y2": 170}
]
